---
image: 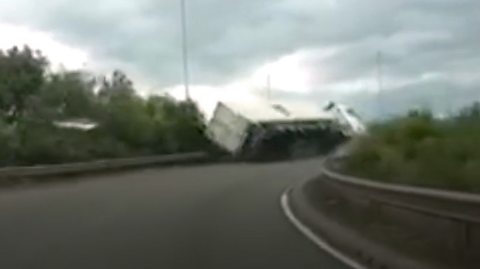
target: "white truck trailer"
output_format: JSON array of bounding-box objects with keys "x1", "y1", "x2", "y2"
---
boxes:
[{"x1": 206, "y1": 101, "x2": 364, "y2": 160}]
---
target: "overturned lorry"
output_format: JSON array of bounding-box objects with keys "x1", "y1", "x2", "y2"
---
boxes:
[{"x1": 206, "y1": 101, "x2": 365, "y2": 161}]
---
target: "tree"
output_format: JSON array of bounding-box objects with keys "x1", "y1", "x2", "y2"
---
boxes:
[
  {"x1": 96, "y1": 71, "x2": 153, "y2": 151},
  {"x1": 0, "y1": 46, "x2": 212, "y2": 166},
  {"x1": 159, "y1": 99, "x2": 209, "y2": 152},
  {"x1": 457, "y1": 102, "x2": 480, "y2": 122},
  {"x1": 28, "y1": 71, "x2": 99, "y2": 121},
  {"x1": 0, "y1": 46, "x2": 48, "y2": 122},
  {"x1": 98, "y1": 70, "x2": 135, "y2": 102}
]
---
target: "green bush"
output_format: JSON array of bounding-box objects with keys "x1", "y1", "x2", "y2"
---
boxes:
[{"x1": 345, "y1": 105, "x2": 480, "y2": 192}]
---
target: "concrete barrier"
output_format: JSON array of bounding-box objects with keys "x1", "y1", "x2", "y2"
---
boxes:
[{"x1": 0, "y1": 152, "x2": 211, "y2": 182}]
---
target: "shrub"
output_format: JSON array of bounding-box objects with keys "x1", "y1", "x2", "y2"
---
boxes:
[{"x1": 345, "y1": 104, "x2": 480, "y2": 193}]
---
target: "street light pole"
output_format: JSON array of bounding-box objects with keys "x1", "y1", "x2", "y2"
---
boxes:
[
  {"x1": 267, "y1": 74, "x2": 271, "y2": 101},
  {"x1": 180, "y1": 0, "x2": 191, "y2": 101},
  {"x1": 376, "y1": 51, "x2": 383, "y2": 116}
]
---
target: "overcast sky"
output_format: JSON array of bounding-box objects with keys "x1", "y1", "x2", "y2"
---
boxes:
[{"x1": 0, "y1": 0, "x2": 479, "y2": 118}]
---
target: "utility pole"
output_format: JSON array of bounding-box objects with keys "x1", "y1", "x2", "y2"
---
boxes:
[
  {"x1": 180, "y1": 0, "x2": 190, "y2": 100},
  {"x1": 376, "y1": 51, "x2": 383, "y2": 117}
]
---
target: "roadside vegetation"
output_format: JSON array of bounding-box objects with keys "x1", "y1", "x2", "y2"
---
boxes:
[
  {"x1": 345, "y1": 103, "x2": 480, "y2": 192},
  {"x1": 0, "y1": 46, "x2": 212, "y2": 166}
]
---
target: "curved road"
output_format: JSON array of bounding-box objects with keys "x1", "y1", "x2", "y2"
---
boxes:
[{"x1": 0, "y1": 158, "x2": 348, "y2": 269}]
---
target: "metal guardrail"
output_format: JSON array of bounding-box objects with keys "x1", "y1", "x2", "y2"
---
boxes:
[
  {"x1": 0, "y1": 152, "x2": 210, "y2": 179},
  {"x1": 323, "y1": 162, "x2": 480, "y2": 204},
  {"x1": 322, "y1": 158, "x2": 480, "y2": 257},
  {"x1": 322, "y1": 160, "x2": 480, "y2": 222}
]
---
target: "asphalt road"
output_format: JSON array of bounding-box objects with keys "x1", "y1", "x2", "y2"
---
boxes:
[{"x1": 0, "y1": 158, "x2": 348, "y2": 269}]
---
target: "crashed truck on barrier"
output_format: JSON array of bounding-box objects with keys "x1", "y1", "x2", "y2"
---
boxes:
[{"x1": 206, "y1": 100, "x2": 366, "y2": 160}]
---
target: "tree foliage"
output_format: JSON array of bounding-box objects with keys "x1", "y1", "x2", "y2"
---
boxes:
[
  {"x1": 0, "y1": 46, "x2": 211, "y2": 166},
  {"x1": 0, "y1": 46, "x2": 48, "y2": 122}
]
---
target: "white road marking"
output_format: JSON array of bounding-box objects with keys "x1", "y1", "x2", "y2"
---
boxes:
[{"x1": 280, "y1": 190, "x2": 367, "y2": 269}]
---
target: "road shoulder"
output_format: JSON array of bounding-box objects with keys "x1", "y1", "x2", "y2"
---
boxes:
[{"x1": 280, "y1": 176, "x2": 438, "y2": 269}]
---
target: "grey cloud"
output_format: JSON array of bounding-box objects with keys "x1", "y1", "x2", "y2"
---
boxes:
[
  {"x1": 0, "y1": 0, "x2": 479, "y2": 104},
  {"x1": 257, "y1": 76, "x2": 480, "y2": 122},
  {"x1": 329, "y1": 78, "x2": 480, "y2": 120}
]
